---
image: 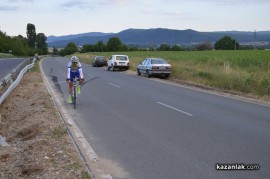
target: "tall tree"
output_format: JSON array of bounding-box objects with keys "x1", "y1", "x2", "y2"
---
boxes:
[
  {"x1": 81, "y1": 44, "x2": 94, "y2": 53},
  {"x1": 36, "y1": 33, "x2": 48, "y2": 54},
  {"x1": 10, "y1": 36, "x2": 27, "y2": 55},
  {"x1": 196, "y1": 41, "x2": 213, "y2": 51},
  {"x1": 214, "y1": 36, "x2": 239, "y2": 50},
  {"x1": 52, "y1": 47, "x2": 59, "y2": 55},
  {"x1": 60, "y1": 42, "x2": 78, "y2": 56},
  {"x1": 26, "y1": 23, "x2": 36, "y2": 48},
  {"x1": 107, "y1": 37, "x2": 122, "y2": 51},
  {"x1": 95, "y1": 40, "x2": 105, "y2": 52},
  {"x1": 157, "y1": 44, "x2": 170, "y2": 51},
  {"x1": 0, "y1": 30, "x2": 8, "y2": 52}
]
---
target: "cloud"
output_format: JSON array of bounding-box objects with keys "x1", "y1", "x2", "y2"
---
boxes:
[
  {"x1": 60, "y1": 0, "x2": 92, "y2": 10},
  {"x1": 142, "y1": 8, "x2": 186, "y2": 17},
  {"x1": 211, "y1": 0, "x2": 270, "y2": 3},
  {"x1": 6, "y1": 0, "x2": 33, "y2": 3},
  {"x1": 0, "y1": 0, "x2": 33, "y2": 11},
  {"x1": 107, "y1": 0, "x2": 130, "y2": 5},
  {"x1": 163, "y1": 0, "x2": 270, "y2": 5},
  {"x1": 204, "y1": 0, "x2": 269, "y2": 5},
  {"x1": 205, "y1": 0, "x2": 270, "y2": 5},
  {"x1": 98, "y1": 0, "x2": 130, "y2": 6},
  {"x1": 0, "y1": 6, "x2": 17, "y2": 11}
]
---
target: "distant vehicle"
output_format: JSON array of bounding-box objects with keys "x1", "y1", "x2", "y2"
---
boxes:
[
  {"x1": 107, "y1": 55, "x2": 130, "y2": 71},
  {"x1": 137, "y1": 58, "x2": 171, "y2": 78},
  {"x1": 92, "y1": 56, "x2": 107, "y2": 67}
]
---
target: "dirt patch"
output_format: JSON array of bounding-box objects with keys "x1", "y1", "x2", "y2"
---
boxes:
[{"x1": 0, "y1": 65, "x2": 91, "y2": 178}]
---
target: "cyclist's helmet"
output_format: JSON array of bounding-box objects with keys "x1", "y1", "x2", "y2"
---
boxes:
[{"x1": 71, "y1": 56, "x2": 79, "y2": 63}]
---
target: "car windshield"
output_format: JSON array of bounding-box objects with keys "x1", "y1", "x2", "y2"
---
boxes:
[
  {"x1": 116, "y1": 56, "x2": 128, "y2": 61},
  {"x1": 151, "y1": 59, "x2": 167, "y2": 64}
]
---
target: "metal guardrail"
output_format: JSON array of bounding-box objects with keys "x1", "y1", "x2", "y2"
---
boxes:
[
  {"x1": 0, "y1": 58, "x2": 31, "y2": 89},
  {"x1": 0, "y1": 73, "x2": 12, "y2": 89},
  {"x1": 0, "y1": 57, "x2": 36, "y2": 105}
]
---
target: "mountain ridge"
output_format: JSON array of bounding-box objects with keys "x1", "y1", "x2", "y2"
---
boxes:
[
  {"x1": 47, "y1": 32, "x2": 114, "y2": 43},
  {"x1": 47, "y1": 28, "x2": 270, "y2": 47}
]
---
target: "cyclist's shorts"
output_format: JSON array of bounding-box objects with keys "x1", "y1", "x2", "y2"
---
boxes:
[{"x1": 70, "y1": 72, "x2": 80, "y2": 82}]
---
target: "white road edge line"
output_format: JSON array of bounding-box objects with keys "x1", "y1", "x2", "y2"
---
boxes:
[
  {"x1": 157, "y1": 102, "x2": 193, "y2": 117},
  {"x1": 108, "y1": 82, "x2": 121, "y2": 88}
]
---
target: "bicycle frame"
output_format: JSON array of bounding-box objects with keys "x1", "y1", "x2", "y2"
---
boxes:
[{"x1": 72, "y1": 77, "x2": 79, "y2": 109}]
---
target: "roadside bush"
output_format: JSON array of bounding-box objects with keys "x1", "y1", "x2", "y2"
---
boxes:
[
  {"x1": 244, "y1": 73, "x2": 256, "y2": 93},
  {"x1": 259, "y1": 75, "x2": 270, "y2": 96},
  {"x1": 197, "y1": 71, "x2": 213, "y2": 80}
]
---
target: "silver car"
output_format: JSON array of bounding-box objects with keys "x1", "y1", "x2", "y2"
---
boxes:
[{"x1": 137, "y1": 58, "x2": 172, "y2": 78}]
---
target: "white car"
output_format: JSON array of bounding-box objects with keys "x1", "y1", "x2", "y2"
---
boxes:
[{"x1": 107, "y1": 55, "x2": 130, "y2": 71}]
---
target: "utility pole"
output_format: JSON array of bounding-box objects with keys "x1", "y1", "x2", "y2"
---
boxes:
[{"x1": 253, "y1": 29, "x2": 256, "y2": 50}]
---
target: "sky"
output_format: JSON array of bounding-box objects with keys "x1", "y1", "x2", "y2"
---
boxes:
[{"x1": 0, "y1": 0, "x2": 270, "y2": 37}]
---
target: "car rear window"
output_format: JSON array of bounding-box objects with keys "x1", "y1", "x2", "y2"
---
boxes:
[
  {"x1": 97, "y1": 57, "x2": 106, "y2": 60},
  {"x1": 116, "y1": 56, "x2": 128, "y2": 61},
  {"x1": 151, "y1": 59, "x2": 167, "y2": 64}
]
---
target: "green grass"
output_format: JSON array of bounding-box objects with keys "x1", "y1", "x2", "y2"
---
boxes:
[
  {"x1": 30, "y1": 60, "x2": 40, "y2": 72},
  {"x1": 72, "y1": 50, "x2": 270, "y2": 97},
  {"x1": 51, "y1": 127, "x2": 67, "y2": 138},
  {"x1": 0, "y1": 53, "x2": 14, "y2": 58},
  {"x1": 81, "y1": 171, "x2": 92, "y2": 179}
]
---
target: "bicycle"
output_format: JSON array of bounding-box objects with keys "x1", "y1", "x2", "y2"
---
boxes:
[{"x1": 71, "y1": 77, "x2": 81, "y2": 109}]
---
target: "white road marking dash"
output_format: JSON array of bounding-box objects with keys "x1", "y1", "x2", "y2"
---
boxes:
[
  {"x1": 108, "y1": 83, "x2": 121, "y2": 88},
  {"x1": 157, "y1": 102, "x2": 193, "y2": 117}
]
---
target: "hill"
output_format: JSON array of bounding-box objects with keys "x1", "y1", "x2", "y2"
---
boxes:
[
  {"x1": 47, "y1": 32, "x2": 114, "y2": 43},
  {"x1": 47, "y1": 28, "x2": 270, "y2": 47}
]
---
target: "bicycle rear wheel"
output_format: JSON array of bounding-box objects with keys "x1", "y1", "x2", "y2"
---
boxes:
[{"x1": 73, "y1": 86, "x2": 76, "y2": 109}]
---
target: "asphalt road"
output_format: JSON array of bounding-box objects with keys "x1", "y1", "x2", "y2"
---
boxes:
[
  {"x1": 0, "y1": 58, "x2": 28, "y2": 80},
  {"x1": 42, "y1": 57, "x2": 270, "y2": 179}
]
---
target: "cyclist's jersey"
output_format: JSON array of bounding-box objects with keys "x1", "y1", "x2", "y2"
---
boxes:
[{"x1": 67, "y1": 62, "x2": 84, "y2": 80}]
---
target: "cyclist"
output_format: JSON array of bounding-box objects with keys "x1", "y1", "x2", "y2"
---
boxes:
[{"x1": 66, "y1": 56, "x2": 84, "y2": 103}]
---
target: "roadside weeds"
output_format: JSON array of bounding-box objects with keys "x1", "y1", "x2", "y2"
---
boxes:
[{"x1": 0, "y1": 61, "x2": 91, "y2": 178}]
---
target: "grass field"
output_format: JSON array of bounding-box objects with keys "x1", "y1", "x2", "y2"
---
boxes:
[
  {"x1": 72, "y1": 50, "x2": 270, "y2": 97},
  {"x1": 0, "y1": 53, "x2": 14, "y2": 58}
]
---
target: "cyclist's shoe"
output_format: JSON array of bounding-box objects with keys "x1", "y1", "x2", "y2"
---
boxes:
[
  {"x1": 68, "y1": 95, "x2": 72, "y2": 103},
  {"x1": 77, "y1": 86, "x2": 81, "y2": 94}
]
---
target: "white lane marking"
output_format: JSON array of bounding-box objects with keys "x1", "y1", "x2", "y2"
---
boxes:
[
  {"x1": 157, "y1": 102, "x2": 193, "y2": 117},
  {"x1": 108, "y1": 83, "x2": 121, "y2": 88}
]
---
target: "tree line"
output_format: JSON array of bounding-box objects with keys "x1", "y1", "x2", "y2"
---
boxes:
[
  {"x1": 56, "y1": 37, "x2": 130, "y2": 56},
  {"x1": 0, "y1": 23, "x2": 48, "y2": 56},
  {"x1": 56, "y1": 35, "x2": 253, "y2": 56},
  {"x1": 1, "y1": 25, "x2": 258, "y2": 57}
]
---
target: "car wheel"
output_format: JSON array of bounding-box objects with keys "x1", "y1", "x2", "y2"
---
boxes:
[
  {"x1": 107, "y1": 66, "x2": 111, "y2": 71},
  {"x1": 112, "y1": 65, "x2": 115, "y2": 71},
  {"x1": 137, "y1": 68, "x2": 141, "y2": 76},
  {"x1": 164, "y1": 74, "x2": 170, "y2": 79},
  {"x1": 146, "y1": 70, "x2": 151, "y2": 78}
]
